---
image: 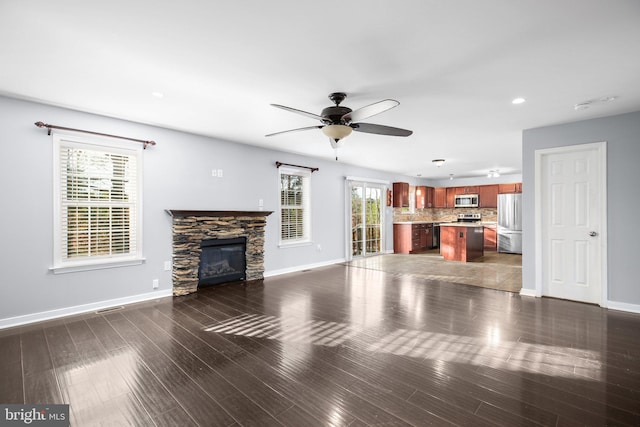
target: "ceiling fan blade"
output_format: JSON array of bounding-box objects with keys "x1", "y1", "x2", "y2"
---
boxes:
[
  {"x1": 265, "y1": 125, "x2": 323, "y2": 137},
  {"x1": 351, "y1": 123, "x2": 413, "y2": 137},
  {"x1": 341, "y1": 99, "x2": 399, "y2": 123},
  {"x1": 270, "y1": 104, "x2": 325, "y2": 121}
]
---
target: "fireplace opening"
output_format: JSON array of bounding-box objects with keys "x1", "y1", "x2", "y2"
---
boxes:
[{"x1": 198, "y1": 237, "x2": 246, "y2": 288}]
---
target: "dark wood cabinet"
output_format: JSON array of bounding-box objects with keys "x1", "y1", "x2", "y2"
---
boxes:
[
  {"x1": 483, "y1": 225, "x2": 497, "y2": 251},
  {"x1": 393, "y1": 182, "x2": 409, "y2": 207},
  {"x1": 478, "y1": 184, "x2": 499, "y2": 208},
  {"x1": 415, "y1": 186, "x2": 426, "y2": 209},
  {"x1": 394, "y1": 223, "x2": 433, "y2": 254},
  {"x1": 393, "y1": 224, "x2": 412, "y2": 253},
  {"x1": 446, "y1": 187, "x2": 458, "y2": 208},
  {"x1": 415, "y1": 186, "x2": 435, "y2": 209},
  {"x1": 440, "y1": 225, "x2": 484, "y2": 262},
  {"x1": 498, "y1": 182, "x2": 522, "y2": 193},
  {"x1": 434, "y1": 187, "x2": 446, "y2": 208},
  {"x1": 460, "y1": 185, "x2": 479, "y2": 194},
  {"x1": 426, "y1": 186, "x2": 435, "y2": 208}
]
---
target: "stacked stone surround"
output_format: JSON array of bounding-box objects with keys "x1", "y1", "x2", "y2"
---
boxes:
[{"x1": 167, "y1": 210, "x2": 273, "y2": 296}]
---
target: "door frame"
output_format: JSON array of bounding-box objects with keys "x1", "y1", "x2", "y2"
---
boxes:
[
  {"x1": 534, "y1": 141, "x2": 608, "y2": 306},
  {"x1": 344, "y1": 176, "x2": 389, "y2": 262}
]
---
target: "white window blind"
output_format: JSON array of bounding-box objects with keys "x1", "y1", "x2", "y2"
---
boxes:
[
  {"x1": 279, "y1": 167, "x2": 311, "y2": 245},
  {"x1": 53, "y1": 133, "x2": 143, "y2": 271}
]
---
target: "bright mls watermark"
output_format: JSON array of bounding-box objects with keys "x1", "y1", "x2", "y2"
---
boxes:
[{"x1": 0, "y1": 405, "x2": 69, "y2": 426}]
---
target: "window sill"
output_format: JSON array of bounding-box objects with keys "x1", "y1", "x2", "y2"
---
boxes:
[
  {"x1": 50, "y1": 258, "x2": 146, "y2": 274},
  {"x1": 278, "y1": 241, "x2": 312, "y2": 249}
]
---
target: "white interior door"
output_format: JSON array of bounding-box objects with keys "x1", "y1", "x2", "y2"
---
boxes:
[{"x1": 538, "y1": 142, "x2": 606, "y2": 305}]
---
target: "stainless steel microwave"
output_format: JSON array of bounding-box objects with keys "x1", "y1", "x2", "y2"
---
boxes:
[{"x1": 454, "y1": 194, "x2": 479, "y2": 208}]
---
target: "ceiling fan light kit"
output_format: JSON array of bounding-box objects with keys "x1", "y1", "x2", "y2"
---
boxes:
[
  {"x1": 267, "y1": 92, "x2": 413, "y2": 160},
  {"x1": 322, "y1": 124, "x2": 353, "y2": 141}
]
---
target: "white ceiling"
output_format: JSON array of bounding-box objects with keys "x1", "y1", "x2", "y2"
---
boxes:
[{"x1": 2, "y1": 1, "x2": 639, "y2": 179}]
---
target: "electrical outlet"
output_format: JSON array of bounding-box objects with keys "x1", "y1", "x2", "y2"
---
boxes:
[
  {"x1": 152, "y1": 279, "x2": 159, "y2": 289},
  {"x1": 211, "y1": 169, "x2": 217, "y2": 177},
  {"x1": 164, "y1": 260, "x2": 172, "y2": 271},
  {"x1": 217, "y1": 169, "x2": 223, "y2": 178}
]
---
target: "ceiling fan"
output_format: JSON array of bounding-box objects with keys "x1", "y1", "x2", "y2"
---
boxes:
[{"x1": 266, "y1": 92, "x2": 412, "y2": 159}]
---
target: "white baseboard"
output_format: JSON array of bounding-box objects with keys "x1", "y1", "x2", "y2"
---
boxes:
[
  {"x1": 264, "y1": 258, "x2": 346, "y2": 278},
  {"x1": 519, "y1": 288, "x2": 538, "y2": 297},
  {"x1": 0, "y1": 289, "x2": 173, "y2": 330},
  {"x1": 607, "y1": 300, "x2": 640, "y2": 314}
]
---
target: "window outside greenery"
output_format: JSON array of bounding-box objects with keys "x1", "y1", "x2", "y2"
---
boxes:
[{"x1": 279, "y1": 169, "x2": 310, "y2": 244}]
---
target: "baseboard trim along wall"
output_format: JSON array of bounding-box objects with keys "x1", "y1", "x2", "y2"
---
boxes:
[
  {"x1": 607, "y1": 300, "x2": 640, "y2": 314},
  {"x1": 0, "y1": 289, "x2": 173, "y2": 330},
  {"x1": 264, "y1": 258, "x2": 346, "y2": 278},
  {"x1": 518, "y1": 290, "x2": 640, "y2": 314},
  {"x1": 519, "y1": 288, "x2": 537, "y2": 298}
]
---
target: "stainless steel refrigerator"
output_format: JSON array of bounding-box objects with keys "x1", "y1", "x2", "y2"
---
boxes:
[{"x1": 498, "y1": 193, "x2": 522, "y2": 254}]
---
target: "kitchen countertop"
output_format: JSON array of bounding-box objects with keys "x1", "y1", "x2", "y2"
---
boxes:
[
  {"x1": 394, "y1": 221, "x2": 497, "y2": 226},
  {"x1": 393, "y1": 221, "x2": 439, "y2": 225}
]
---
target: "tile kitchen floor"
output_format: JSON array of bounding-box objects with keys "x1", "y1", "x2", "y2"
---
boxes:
[{"x1": 344, "y1": 251, "x2": 523, "y2": 293}]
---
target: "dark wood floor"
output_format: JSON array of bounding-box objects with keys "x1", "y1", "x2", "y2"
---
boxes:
[{"x1": 2, "y1": 264, "x2": 640, "y2": 426}]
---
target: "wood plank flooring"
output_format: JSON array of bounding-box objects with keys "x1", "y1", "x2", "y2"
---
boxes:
[{"x1": 1, "y1": 262, "x2": 639, "y2": 426}]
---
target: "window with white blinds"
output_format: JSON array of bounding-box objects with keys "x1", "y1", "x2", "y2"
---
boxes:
[
  {"x1": 279, "y1": 167, "x2": 311, "y2": 245},
  {"x1": 52, "y1": 132, "x2": 143, "y2": 271}
]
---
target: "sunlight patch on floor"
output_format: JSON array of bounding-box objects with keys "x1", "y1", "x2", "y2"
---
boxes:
[{"x1": 205, "y1": 314, "x2": 602, "y2": 380}]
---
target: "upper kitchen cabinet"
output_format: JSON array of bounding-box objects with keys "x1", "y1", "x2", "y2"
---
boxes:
[
  {"x1": 434, "y1": 187, "x2": 447, "y2": 208},
  {"x1": 478, "y1": 184, "x2": 499, "y2": 208},
  {"x1": 415, "y1": 186, "x2": 435, "y2": 209},
  {"x1": 393, "y1": 182, "x2": 409, "y2": 207},
  {"x1": 445, "y1": 187, "x2": 458, "y2": 208},
  {"x1": 498, "y1": 182, "x2": 523, "y2": 193},
  {"x1": 459, "y1": 185, "x2": 479, "y2": 194}
]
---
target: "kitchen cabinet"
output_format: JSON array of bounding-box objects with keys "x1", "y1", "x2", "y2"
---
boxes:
[
  {"x1": 446, "y1": 187, "x2": 458, "y2": 208},
  {"x1": 440, "y1": 224, "x2": 484, "y2": 262},
  {"x1": 483, "y1": 225, "x2": 497, "y2": 251},
  {"x1": 415, "y1": 186, "x2": 435, "y2": 209},
  {"x1": 393, "y1": 182, "x2": 409, "y2": 207},
  {"x1": 393, "y1": 223, "x2": 433, "y2": 254},
  {"x1": 498, "y1": 182, "x2": 522, "y2": 193},
  {"x1": 478, "y1": 184, "x2": 499, "y2": 208},
  {"x1": 459, "y1": 186, "x2": 479, "y2": 194},
  {"x1": 434, "y1": 187, "x2": 447, "y2": 208},
  {"x1": 415, "y1": 186, "x2": 427, "y2": 209},
  {"x1": 426, "y1": 186, "x2": 435, "y2": 208}
]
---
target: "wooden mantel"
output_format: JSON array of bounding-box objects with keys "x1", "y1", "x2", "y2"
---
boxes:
[{"x1": 166, "y1": 210, "x2": 273, "y2": 217}]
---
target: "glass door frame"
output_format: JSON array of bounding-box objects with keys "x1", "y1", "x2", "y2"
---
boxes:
[{"x1": 345, "y1": 177, "x2": 389, "y2": 261}]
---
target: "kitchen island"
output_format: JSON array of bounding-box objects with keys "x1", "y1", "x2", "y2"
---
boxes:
[{"x1": 439, "y1": 223, "x2": 484, "y2": 262}]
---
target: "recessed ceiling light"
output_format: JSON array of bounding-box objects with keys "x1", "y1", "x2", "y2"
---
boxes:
[
  {"x1": 512, "y1": 97, "x2": 526, "y2": 105},
  {"x1": 151, "y1": 91, "x2": 164, "y2": 99}
]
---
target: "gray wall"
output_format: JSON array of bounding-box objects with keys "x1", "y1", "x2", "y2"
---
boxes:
[
  {"x1": 522, "y1": 110, "x2": 640, "y2": 305},
  {"x1": 0, "y1": 95, "x2": 417, "y2": 323}
]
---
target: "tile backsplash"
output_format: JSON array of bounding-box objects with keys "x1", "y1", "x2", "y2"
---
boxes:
[{"x1": 393, "y1": 207, "x2": 497, "y2": 223}]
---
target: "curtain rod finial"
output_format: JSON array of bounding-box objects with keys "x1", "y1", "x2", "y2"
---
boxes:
[{"x1": 34, "y1": 121, "x2": 45, "y2": 128}]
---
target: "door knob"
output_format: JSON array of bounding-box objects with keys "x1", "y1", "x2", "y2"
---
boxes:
[{"x1": 589, "y1": 231, "x2": 598, "y2": 237}]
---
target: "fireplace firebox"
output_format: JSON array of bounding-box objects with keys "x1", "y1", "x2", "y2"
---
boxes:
[{"x1": 198, "y1": 237, "x2": 246, "y2": 288}]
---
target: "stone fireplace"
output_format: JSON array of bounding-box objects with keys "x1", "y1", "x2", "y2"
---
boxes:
[{"x1": 167, "y1": 210, "x2": 272, "y2": 296}]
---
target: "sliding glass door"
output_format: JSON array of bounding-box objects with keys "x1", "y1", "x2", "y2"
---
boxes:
[{"x1": 349, "y1": 181, "x2": 385, "y2": 258}]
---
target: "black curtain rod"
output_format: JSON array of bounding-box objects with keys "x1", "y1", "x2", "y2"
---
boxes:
[
  {"x1": 275, "y1": 161, "x2": 319, "y2": 172},
  {"x1": 34, "y1": 121, "x2": 156, "y2": 149}
]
